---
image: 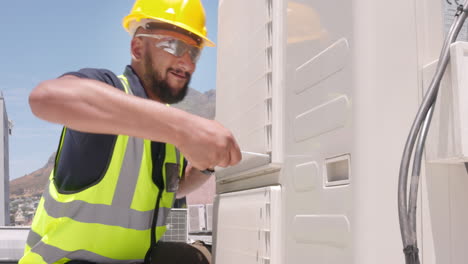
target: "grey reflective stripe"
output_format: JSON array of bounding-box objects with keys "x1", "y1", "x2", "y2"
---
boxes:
[
  {"x1": 30, "y1": 241, "x2": 142, "y2": 264},
  {"x1": 176, "y1": 149, "x2": 181, "y2": 166},
  {"x1": 43, "y1": 187, "x2": 171, "y2": 229},
  {"x1": 26, "y1": 229, "x2": 42, "y2": 247},
  {"x1": 174, "y1": 148, "x2": 181, "y2": 179},
  {"x1": 112, "y1": 137, "x2": 144, "y2": 208},
  {"x1": 157, "y1": 206, "x2": 172, "y2": 226}
]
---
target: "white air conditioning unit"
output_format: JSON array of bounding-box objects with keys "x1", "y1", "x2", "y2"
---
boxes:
[
  {"x1": 160, "y1": 209, "x2": 188, "y2": 242},
  {"x1": 0, "y1": 227, "x2": 30, "y2": 261},
  {"x1": 206, "y1": 204, "x2": 213, "y2": 232},
  {"x1": 188, "y1": 204, "x2": 206, "y2": 233}
]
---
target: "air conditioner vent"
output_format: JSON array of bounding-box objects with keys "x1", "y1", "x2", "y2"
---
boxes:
[{"x1": 160, "y1": 209, "x2": 188, "y2": 242}]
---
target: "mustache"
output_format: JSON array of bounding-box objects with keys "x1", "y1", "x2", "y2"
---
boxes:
[{"x1": 167, "y1": 67, "x2": 191, "y2": 79}]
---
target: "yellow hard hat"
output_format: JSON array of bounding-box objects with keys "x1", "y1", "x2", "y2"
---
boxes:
[{"x1": 123, "y1": 0, "x2": 215, "y2": 47}]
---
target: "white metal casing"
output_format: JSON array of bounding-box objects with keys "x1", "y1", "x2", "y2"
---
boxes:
[
  {"x1": 214, "y1": 186, "x2": 282, "y2": 264},
  {"x1": 0, "y1": 227, "x2": 28, "y2": 261},
  {"x1": 214, "y1": 0, "x2": 468, "y2": 263},
  {"x1": 425, "y1": 41, "x2": 468, "y2": 163},
  {"x1": 206, "y1": 204, "x2": 213, "y2": 232},
  {"x1": 188, "y1": 204, "x2": 207, "y2": 233},
  {"x1": 421, "y1": 41, "x2": 468, "y2": 263}
]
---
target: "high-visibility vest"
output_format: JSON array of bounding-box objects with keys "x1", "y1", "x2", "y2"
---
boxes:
[{"x1": 20, "y1": 75, "x2": 184, "y2": 264}]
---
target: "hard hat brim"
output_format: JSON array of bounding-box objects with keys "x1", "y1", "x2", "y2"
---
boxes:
[{"x1": 123, "y1": 15, "x2": 215, "y2": 47}]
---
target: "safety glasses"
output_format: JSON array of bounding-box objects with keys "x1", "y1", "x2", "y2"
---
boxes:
[{"x1": 135, "y1": 34, "x2": 202, "y2": 63}]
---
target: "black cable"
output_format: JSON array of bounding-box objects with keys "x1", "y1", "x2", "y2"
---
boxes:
[{"x1": 144, "y1": 190, "x2": 163, "y2": 263}]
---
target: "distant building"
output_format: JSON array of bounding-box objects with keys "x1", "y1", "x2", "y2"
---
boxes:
[
  {"x1": 0, "y1": 93, "x2": 12, "y2": 226},
  {"x1": 14, "y1": 209, "x2": 25, "y2": 226}
]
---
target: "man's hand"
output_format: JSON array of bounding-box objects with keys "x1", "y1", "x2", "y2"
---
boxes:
[
  {"x1": 176, "y1": 163, "x2": 213, "y2": 198},
  {"x1": 176, "y1": 115, "x2": 241, "y2": 171}
]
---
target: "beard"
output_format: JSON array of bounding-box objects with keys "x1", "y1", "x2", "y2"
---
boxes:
[{"x1": 143, "y1": 54, "x2": 190, "y2": 104}]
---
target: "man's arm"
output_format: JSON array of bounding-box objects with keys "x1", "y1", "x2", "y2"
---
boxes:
[
  {"x1": 176, "y1": 164, "x2": 213, "y2": 199},
  {"x1": 29, "y1": 75, "x2": 241, "y2": 170}
]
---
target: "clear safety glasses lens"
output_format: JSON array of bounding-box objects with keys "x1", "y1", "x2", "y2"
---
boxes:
[
  {"x1": 156, "y1": 38, "x2": 201, "y2": 63},
  {"x1": 135, "y1": 34, "x2": 201, "y2": 63}
]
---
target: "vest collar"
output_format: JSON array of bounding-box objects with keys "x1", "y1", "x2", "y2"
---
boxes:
[{"x1": 123, "y1": 65, "x2": 149, "y2": 99}]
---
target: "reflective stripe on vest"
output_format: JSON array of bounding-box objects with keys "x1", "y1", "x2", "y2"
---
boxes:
[
  {"x1": 26, "y1": 230, "x2": 142, "y2": 264},
  {"x1": 20, "y1": 74, "x2": 184, "y2": 264}
]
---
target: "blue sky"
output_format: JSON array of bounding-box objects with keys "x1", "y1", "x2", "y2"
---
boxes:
[{"x1": 0, "y1": 0, "x2": 219, "y2": 180}]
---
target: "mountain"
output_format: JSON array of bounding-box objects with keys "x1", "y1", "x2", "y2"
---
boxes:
[
  {"x1": 10, "y1": 153, "x2": 55, "y2": 198},
  {"x1": 9, "y1": 88, "x2": 216, "y2": 200},
  {"x1": 172, "y1": 88, "x2": 216, "y2": 119}
]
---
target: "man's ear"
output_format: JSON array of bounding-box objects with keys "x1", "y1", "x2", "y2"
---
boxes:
[{"x1": 131, "y1": 37, "x2": 143, "y2": 61}]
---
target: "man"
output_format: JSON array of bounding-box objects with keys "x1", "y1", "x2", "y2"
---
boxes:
[{"x1": 19, "y1": 0, "x2": 241, "y2": 263}]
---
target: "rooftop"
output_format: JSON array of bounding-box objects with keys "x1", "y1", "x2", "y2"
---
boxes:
[{"x1": 0, "y1": 226, "x2": 28, "y2": 263}]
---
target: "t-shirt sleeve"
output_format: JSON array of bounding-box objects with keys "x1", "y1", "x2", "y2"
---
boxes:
[{"x1": 61, "y1": 68, "x2": 125, "y2": 92}]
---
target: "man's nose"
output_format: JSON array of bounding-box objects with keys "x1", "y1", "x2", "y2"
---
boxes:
[{"x1": 177, "y1": 51, "x2": 195, "y2": 71}]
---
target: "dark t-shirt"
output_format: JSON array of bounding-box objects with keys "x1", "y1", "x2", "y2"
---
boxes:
[{"x1": 53, "y1": 66, "x2": 179, "y2": 193}]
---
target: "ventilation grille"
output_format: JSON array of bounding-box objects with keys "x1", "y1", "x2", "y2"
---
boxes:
[
  {"x1": 216, "y1": 0, "x2": 275, "y2": 155},
  {"x1": 160, "y1": 209, "x2": 188, "y2": 242}
]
